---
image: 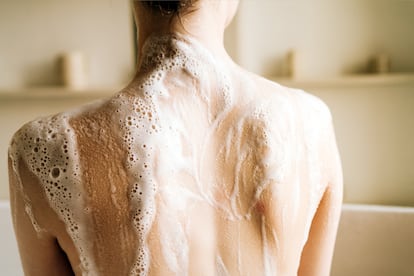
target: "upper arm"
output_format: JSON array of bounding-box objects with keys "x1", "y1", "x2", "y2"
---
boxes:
[
  {"x1": 298, "y1": 107, "x2": 343, "y2": 276},
  {"x1": 298, "y1": 182, "x2": 342, "y2": 276},
  {"x1": 8, "y1": 157, "x2": 74, "y2": 276}
]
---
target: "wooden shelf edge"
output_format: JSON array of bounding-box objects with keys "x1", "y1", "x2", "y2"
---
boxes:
[
  {"x1": 1, "y1": 73, "x2": 414, "y2": 100},
  {"x1": 269, "y1": 73, "x2": 414, "y2": 89},
  {"x1": 0, "y1": 86, "x2": 120, "y2": 101}
]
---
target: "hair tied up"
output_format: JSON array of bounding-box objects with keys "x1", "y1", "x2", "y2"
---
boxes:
[{"x1": 141, "y1": 0, "x2": 194, "y2": 16}]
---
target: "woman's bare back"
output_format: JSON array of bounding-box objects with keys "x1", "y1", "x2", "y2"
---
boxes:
[{"x1": 9, "y1": 35, "x2": 342, "y2": 275}]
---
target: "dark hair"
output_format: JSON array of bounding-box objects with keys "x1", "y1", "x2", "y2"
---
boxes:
[{"x1": 142, "y1": 0, "x2": 194, "y2": 15}]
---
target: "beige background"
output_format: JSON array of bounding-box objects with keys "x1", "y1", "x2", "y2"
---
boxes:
[
  {"x1": 234, "y1": 0, "x2": 414, "y2": 78},
  {"x1": 0, "y1": 0, "x2": 135, "y2": 88}
]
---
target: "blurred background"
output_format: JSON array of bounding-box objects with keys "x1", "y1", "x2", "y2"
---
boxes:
[
  {"x1": 0, "y1": 1, "x2": 413, "y2": 275},
  {"x1": 0, "y1": 0, "x2": 413, "y2": 205}
]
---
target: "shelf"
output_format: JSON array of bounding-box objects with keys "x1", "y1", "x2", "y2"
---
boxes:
[
  {"x1": 270, "y1": 73, "x2": 414, "y2": 89},
  {"x1": 1, "y1": 73, "x2": 414, "y2": 101},
  {"x1": 0, "y1": 86, "x2": 120, "y2": 101}
]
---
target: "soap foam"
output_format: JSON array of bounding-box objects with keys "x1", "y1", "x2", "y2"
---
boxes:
[
  {"x1": 114, "y1": 34, "x2": 294, "y2": 275},
  {"x1": 111, "y1": 34, "x2": 230, "y2": 275},
  {"x1": 9, "y1": 110, "x2": 99, "y2": 274}
]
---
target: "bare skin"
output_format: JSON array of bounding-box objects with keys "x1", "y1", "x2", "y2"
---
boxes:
[{"x1": 9, "y1": 1, "x2": 343, "y2": 275}]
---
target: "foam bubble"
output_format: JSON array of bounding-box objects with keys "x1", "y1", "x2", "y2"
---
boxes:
[{"x1": 9, "y1": 112, "x2": 97, "y2": 274}]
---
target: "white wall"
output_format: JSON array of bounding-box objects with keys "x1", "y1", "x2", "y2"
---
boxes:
[
  {"x1": 0, "y1": 201, "x2": 24, "y2": 275},
  {"x1": 305, "y1": 79, "x2": 414, "y2": 206},
  {"x1": 0, "y1": 0, "x2": 135, "y2": 88},
  {"x1": 236, "y1": 0, "x2": 414, "y2": 78}
]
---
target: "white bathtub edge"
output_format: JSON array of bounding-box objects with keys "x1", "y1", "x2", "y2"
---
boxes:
[{"x1": 342, "y1": 203, "x2": 414, "y2": 213}]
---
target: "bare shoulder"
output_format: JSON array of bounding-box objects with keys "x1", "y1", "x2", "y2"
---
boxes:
[
  {"x1": 247, "y1": 73, "x2": 333, "y2": 128},
  {"x1": 9, "y1": 113, "x2": 72, "y2": 167},
  {"x1": 248, "y1": 74, "x2": 341, "y2": 185},
  {"x1": 8, "y1": 98, "x2": 107, "y2": 184},
  {"x1": 257, "y1": 76, "x2": 342, "y2": 188}
]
